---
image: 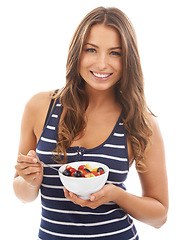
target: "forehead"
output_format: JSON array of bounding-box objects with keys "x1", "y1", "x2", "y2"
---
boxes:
[{"x1": 85, "y1": 24, "x2": 121, "y2": 47}]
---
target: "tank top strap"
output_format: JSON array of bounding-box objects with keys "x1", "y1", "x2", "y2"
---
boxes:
[{"x1": 44, "y1": 98, "x2": 62, "y2": 126}]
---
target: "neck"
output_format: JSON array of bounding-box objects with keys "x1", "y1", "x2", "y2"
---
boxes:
[{"x1": 85, "y1": 85, "x2": 118, "y2": 111}]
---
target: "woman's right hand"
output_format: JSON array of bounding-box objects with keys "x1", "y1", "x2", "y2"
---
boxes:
[{"x1": 15, "y1": 150, "x2": 43, "y2": 188}]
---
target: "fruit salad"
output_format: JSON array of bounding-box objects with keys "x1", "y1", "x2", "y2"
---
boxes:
[{"x1": 62, "y1": 163, "x2": 105, "y2": 178}]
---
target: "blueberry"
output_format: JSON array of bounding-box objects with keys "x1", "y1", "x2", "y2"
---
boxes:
[
  {"x1": 97, "y1": 167, "x2": 104, "y2": 172},
  {"x1": 73, "y1": 170, "x2": 82, "y2": 177},
  {"x1": 84, "y1": 168, "x2": 91, "y2": 173},
  {"x1": 62, "y1": 169, "x2": 71, "y2": 176}
]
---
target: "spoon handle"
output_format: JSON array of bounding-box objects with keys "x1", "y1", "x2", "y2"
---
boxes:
[{"x1": 19, "y1": 153, "x2": 61, "y2": 174}]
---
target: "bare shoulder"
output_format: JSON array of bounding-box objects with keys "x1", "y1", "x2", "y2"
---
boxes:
[
  {"x1": 127, "y1": 114, "x2": 163, "y2": 167},
  {"x1": 148, "y1": 114, "x2": 164, "y2": 146},
  {"x1": 22, "y1": 90, "x2": 56, "y2": 141},
  {"x1": 25, "y1": 90, "x2": 54, "y2": 113}
]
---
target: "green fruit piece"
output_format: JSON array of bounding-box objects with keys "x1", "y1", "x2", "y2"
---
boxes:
[{"x1": 85, "y1": 173, "x2": 92, "y2": 178}]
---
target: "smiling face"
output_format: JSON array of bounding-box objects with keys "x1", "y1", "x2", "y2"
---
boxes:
[{"x1": 79, "y1": 24, "x2": 122, "y2": 93}]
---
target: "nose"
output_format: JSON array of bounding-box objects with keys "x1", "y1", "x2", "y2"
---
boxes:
[{"x1": 96, "y1": 53, "x2": 108, "y2": 70}]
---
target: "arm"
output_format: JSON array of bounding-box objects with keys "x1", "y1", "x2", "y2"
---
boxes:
[
  {"x1": 14, "y1": 151, "x2": 43, "y2": 203},
  {"x1": 112, "y1": 116, "x2": 168, "y2": 228},
  {"x1": 13, "y1": 92, "x2": 51, "y2": 203},
  {"x1": 64, "y1": 116, "x2": 169, "y2": 228}
]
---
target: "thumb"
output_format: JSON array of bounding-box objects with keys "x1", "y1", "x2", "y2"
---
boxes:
[
  {"x1": 90, "y1": 187, "x2": 105, "y2": 201},
  {"x1": 27, "y1": 150, "x2": 38, "y2": 162}
]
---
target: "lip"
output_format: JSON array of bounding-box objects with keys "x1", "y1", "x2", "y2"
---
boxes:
[{"x1": 90, "y1": 71, "x2": 113, "y2": 80}]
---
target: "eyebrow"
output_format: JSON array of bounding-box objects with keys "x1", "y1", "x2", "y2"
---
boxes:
[{"x1": 84, "y1": 43, "x2": 122, "y2": 50}]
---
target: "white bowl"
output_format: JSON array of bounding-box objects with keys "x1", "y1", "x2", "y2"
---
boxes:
[{"x1": 59, "y1": 161, "x2": 109, "y2": 200}]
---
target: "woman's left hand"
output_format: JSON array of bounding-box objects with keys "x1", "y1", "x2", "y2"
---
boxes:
[{"x1": 63, "y1": 184, "x2": 117, "y2": 209}]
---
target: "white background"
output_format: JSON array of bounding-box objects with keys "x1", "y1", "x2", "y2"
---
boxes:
[{"x1": 0, "y1": 0, "x2": 182, "y2": 239}]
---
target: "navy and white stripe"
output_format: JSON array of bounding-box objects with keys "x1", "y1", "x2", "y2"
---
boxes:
[{"x1": 36, "y1": 98, "x2": 139, "y2": 239}]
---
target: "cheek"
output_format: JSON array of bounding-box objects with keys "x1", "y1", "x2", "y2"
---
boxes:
[
  {"x1": 79, "y1": 58, "x2": 89, "y2": 78},
  {"x1": 79, "y1": 56, "x2": 94, "y2": 78},
  {"x1": 80, "y1": 55, "x2": 89, "y2": 68},
  {"x1": 109, "y1": 57, "x2": 122, "y2": 69},
  {"x1": 113, "y1": 60, "x2": 122, "y2": 74}
]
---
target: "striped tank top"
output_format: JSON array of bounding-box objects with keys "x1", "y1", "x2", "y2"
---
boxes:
[{"x1": 36, "y1": 98, "x2": 139, "y2": 240}]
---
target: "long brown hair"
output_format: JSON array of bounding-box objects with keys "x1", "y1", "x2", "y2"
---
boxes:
[{"x1": 55, "y1": 7, "x2": 153, "y2": 172}]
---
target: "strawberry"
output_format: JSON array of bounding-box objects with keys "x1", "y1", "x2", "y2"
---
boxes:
[
  {"x1": 92, "y1": 171, "x2": 100, "y2": 176},
  {"x1": 63, "y1": 164, "x2": 105, "y2": 178},
  {"x1": 78, "y1": 165, "x2": 86, "y2": 171},
  {"x1": 99, "y1": 170, "x2": 105, "y2": 175},
  {"x1": 66, "y1": 165, "x2": 71, "y2": 170},
  {"x1": 66, "y1": 165, "x2": 76, "y2": 175},
  {"x1": 82, "y1": 170, "x2": 89, "y2": 177},
  {"x1": 70, "y1": 167, "x2": 77, "y2": 173}
]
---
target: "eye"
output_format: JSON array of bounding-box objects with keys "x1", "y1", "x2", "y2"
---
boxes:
[
  {"x1": 85, "y1": 48, "x2": 96, "y2": 53},
  {"x1": 110, "y1": 51, "x2": 121, "y2": 56}
]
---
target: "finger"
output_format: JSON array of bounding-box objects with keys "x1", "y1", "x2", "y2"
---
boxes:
[
  {"x1": 23, "y1": 172, "x2": 43, "y2": 186},
  {"x1": 90, "y1": 184, "x2": 114, "y2": 203},
  {"x1": 68, "y1": 192, "x2": 91, "y2": 207},
  {"x1": 16, "y1": 162, "x2": 41, "y2": 171},
  {"x1": 63, "y1": 188, "x2": 101, "y2": 209},
  {"x1": 63, "y1": 188, "x2": 73, "y2": 200},
  {"x1": 63, "y1": 188, "x2": 87, "y2": 205},
  {"x1": 63, "y1": 188, "x2": 78, "y2": 205},
  {"x1": 15, "y1": 162, "x2": 43, "y2": 175},
  {"x1": 27, "y1": 150, "x2": 39, "y2": 163},
  {"x1": 17, "y1": 154, "x2": 37, "y2": 164},
  {"x1": 21, "y1": 166, "x2": 42, "y2": 176},
  {"x1": 63, "y1": 187, "x2": 69, "y2": 197},
  {"x1": 24, "y1": 172, "x2": 40, "y2": 181}
]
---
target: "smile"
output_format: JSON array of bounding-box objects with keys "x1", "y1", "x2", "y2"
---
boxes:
[{"x1": 91, "y1": 71, "x2": 112, "y2": 78}]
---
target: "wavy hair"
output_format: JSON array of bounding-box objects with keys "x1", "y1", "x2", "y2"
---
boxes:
[{"x1": 54, "y1": 7, "x2": 153, "y2": 172}]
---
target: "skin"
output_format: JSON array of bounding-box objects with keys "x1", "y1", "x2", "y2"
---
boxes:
[{"x1": 13, "y1": 24, "x2": 168, "y2": 228}]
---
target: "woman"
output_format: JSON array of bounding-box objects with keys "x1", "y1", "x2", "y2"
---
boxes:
[{"x1": 13, "y1": 7, "x2": 168, "y2": 239}]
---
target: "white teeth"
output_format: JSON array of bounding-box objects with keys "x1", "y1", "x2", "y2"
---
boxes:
[{"x1": 92, "y1": 72, "x2": 111, "y2": 78}]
